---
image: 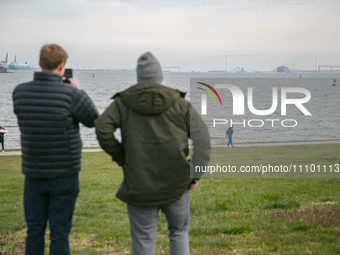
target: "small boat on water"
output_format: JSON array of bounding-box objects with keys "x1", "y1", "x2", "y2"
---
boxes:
[
  {"x1": 0, "y1": 53, "x2": 8, "y2": 73},
  {"x1": 0, "y1": 62, "x2": 7, "y2": 73}
]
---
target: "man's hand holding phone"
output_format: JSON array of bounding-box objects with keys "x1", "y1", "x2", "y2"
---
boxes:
[
  {"x1": 62, "y1": 69, "x2": 80, "y2": 89},
  {"x1": 67, "y1": 78, "x2": 80, "y2": 89}
]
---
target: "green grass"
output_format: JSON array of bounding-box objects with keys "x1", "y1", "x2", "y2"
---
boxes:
[
  {"x1": 1, "y1": 143, "x2": 340, "y2": 254},
  {"x1": 208, "y1": 144, "x2": 340, "y2": 178},
  {"x1": 216, "y1": 139, "x2": 340, "y2": 145}
]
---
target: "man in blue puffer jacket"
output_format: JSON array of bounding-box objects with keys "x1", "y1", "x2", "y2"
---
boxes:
[{"x1": 13, "y1": 44, "x2": 98, "y2": 255}]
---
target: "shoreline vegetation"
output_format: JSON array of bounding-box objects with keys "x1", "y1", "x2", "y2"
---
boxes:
[{"x1": 1, "y1": 143, "x2": 340, "y2": 254}]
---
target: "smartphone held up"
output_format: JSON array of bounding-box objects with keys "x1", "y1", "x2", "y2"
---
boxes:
[{"x1": 63, "y1": 69, "x2": 73, "y2": 83}]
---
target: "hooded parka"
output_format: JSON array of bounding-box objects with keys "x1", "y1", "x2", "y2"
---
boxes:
[{"x1": 95, "y1": 80, "x2": 210, "y2": 206}]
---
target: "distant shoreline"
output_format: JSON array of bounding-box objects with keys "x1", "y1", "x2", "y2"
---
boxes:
[
  {"x1": 4, "y1": 69, "x2": 340, "y2": 73},
  {"x1": 1, "y1": 140, "x2": 339, "y2": 156}
]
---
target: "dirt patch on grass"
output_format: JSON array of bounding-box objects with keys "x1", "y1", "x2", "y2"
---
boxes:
[
  {"x1": 0, "y1": 229, "x2": 26, "y2": 254},
  {"x1": 270, "y1": 203, "x2": 340, "y2": 228},
  {"x1": 0, "y1": 230, "x2": 129, "y2": 254}
]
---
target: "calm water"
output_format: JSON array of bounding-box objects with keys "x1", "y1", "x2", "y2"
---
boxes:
[{"x1": 1, "y1": 70, "x2": 339, "y2": 149}]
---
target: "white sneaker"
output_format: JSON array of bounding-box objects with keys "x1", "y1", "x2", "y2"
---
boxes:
[{"x1": 2, "y1": 150, "x2": 4, "y2": 152}]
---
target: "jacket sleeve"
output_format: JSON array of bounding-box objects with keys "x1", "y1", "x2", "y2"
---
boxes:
[
  {"x1": 95, "y1": 101, "x2": 125, "y2": 166},
  {"x1": 72, "y1": 89, "x2": 99, "y2": 127},
  {"x1": 186, "y1": 103, "x2": 211, "y2": 179}
]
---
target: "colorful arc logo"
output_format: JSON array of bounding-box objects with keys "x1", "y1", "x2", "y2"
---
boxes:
[{"x1": 196, "y1": 82, "x2": 223, "y2": 106}]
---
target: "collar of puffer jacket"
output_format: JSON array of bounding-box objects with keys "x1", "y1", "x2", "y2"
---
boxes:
[{"x1": 34, "y1": 72, "x2": 63, "y2": 83}]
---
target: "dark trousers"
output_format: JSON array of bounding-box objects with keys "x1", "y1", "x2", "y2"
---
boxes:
[
  {"x1": 0, "y1": 134, "x2": 4, "y2": 150},
  {"x1": 24, "y1": 174, "x2": 79, "y2": 255}
]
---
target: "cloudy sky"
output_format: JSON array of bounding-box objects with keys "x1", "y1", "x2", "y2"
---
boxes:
[{"x1": 1, "y1": 0, "x2": 340, "y2": 71}]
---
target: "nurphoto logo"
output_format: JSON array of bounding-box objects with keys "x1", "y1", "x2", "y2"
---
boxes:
[{"x1": 195, "y1": 80, "x2": 312, "y2": 128}]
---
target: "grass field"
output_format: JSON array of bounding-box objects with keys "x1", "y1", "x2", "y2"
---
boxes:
[{"x1": 1, "y1": 143, "x2": 340, "y2": 254}]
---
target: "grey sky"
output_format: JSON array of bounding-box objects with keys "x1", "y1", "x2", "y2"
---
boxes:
[{"x1": 1, "y1": 0, "x2": 340, "y2": 71}]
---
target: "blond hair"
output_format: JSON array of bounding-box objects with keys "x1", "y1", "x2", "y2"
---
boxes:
[{"x1": 39, "y1": 44, "x2": 68, "y2": 70}]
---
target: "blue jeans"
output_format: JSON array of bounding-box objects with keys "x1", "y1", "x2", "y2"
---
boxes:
[
  {"x1": 228, "y1": 135, "x2": 233, "y2": 146},
  {"x1": 127, "y1": 190, "x2": 190, "y2": 255},
  {"x1": 24, "y1": 174, "x2": 79, "y2": 255}
]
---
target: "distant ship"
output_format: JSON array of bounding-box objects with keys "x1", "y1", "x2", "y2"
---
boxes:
[
  {"x1": 0, "y1": 63, "x2": 7, "y2": 73},
  {"x1": 8, "y1": 55, "x2": 31, "y2": 70},
  {"x1": 0, "y1": 53, "x2": 8, "y2": 73},
  {"x1": 277, "y1": 65, "x2": 290, "y2": 72}
]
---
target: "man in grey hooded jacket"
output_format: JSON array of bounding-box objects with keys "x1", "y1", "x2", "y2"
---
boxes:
[{"x1": 95, "y1": 52, "x2": 210, "y2": 255}]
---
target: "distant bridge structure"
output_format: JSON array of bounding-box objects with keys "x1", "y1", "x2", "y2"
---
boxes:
[
  {"x1": 230, "y1": 67, "x2": 246, "y2": 73},
  {"x1": 318, "y1": 65, "x2": 340, "y2": 72},
  {"x1": 162, "y1": 66, "x2": 180, "y2": 72},
  {"x1": 289, "y1": 68, "x2": 309, "y2": 73},
  {"x1": 110, "y1": 68, "x2": 135, "y2": 71},
  {"x1": 110, "y1": 66, "x2": 180, "y2": 72}
]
